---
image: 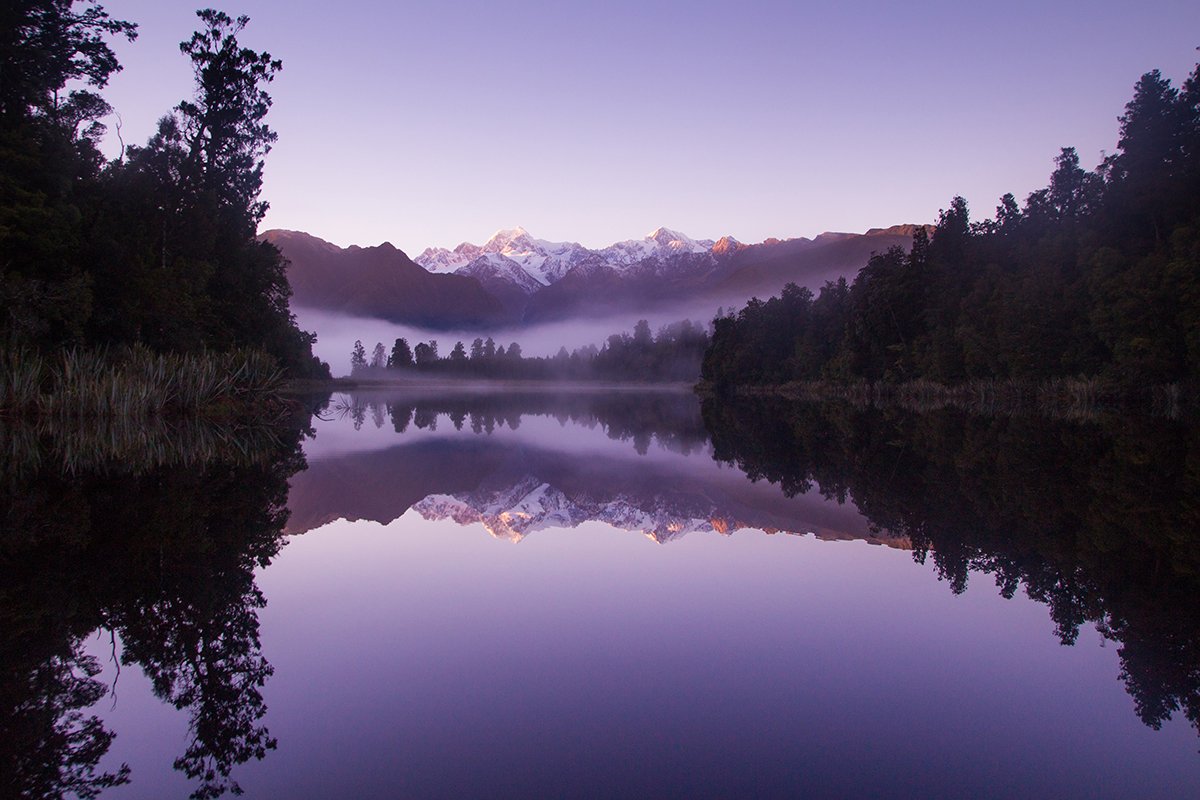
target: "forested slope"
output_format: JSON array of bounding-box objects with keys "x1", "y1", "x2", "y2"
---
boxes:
[{"x1": 703, "y1": 60, "x2": 1200, "y2": 394}]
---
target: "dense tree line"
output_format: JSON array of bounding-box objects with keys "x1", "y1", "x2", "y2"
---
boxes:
[
  {"x1": 703, "y1": 59, "x2": 1200, "y2": 392},
  {"x1": 1, "y1": 3, "x2": 328, "y2": 377},
  {"x1": 349, "y1": 319, "x2": 710, "y2": 382}
]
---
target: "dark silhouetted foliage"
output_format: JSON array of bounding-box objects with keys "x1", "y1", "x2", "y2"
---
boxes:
[
  {"x1": 0, "y1": 4, "x2": 328, "y2": 379},
  {"x1": 349, "y1": 320, "x2": 710, "y2": 382},
  {"x1": 703, "y1": 59, "x2": 1200, "y2": 395},
  {"x1": 702, "y1": 397, "x2": 1200, "y2": 742}
]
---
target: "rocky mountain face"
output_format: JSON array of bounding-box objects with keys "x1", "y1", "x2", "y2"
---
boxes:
[
  {"x1": 266, "y1": 223, "x2": 930, "y2": 328},
  {"x1": 261, "y1": 229, "x2": 505, "y2": 327}
]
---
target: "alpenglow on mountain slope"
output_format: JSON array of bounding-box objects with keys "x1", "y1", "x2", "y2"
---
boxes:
[{"x1": 264, "y1": 224, "x2": 929, "y2": 329}]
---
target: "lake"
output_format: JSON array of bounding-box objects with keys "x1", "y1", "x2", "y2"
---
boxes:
[{"x1": 3, "y1": 389, "x2": 1198, "y2": 798}]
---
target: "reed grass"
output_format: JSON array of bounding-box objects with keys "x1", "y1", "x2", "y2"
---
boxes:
[
  {"x1": 0, "y1": 414, "x2": 290, "y2": 479},
  {"x1": 0, "y1": 346, "x2": 284, "y2": 419}
]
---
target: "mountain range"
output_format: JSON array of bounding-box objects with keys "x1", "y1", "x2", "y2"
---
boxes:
[{"x1": 263, "y1": 223, "x2": 930, "y2": 329}]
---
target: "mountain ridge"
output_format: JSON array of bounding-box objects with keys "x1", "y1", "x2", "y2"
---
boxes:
[{"x1": 265, "y1": 223, "x2": 931, "y2": 328}]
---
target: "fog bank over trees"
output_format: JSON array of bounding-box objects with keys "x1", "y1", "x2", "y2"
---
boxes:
[{"x1": 294, "y1": 300, "x2": 733, "y2": 375}]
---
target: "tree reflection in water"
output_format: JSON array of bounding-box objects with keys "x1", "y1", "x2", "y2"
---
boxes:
[
  {"x1": 331, "y1": 388, "x2": 711, "y2": 456},
  {"x1": 4, "y1": 391, "x2": 1199, "y2": 797},
  {"x1": 702, "y1": 397, "x2": 1200, "y2": 738},
  {"x1": 0, "y1": 408, "x2": 314, "y2": 799}
]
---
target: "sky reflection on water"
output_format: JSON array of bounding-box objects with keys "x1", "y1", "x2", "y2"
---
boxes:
[{"x1": 83, "y1": 391, "x2": 1200, "y2": 798}]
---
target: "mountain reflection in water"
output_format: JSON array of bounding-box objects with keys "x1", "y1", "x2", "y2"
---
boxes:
[
  {"x1": 289, "y1": 390, "x2": 896, "y2": 547},
  {"x1": 2, "y1": 389, "x2": 1199, "y2": 798},
  {"x1": 297, "y1": 388, "x2": 1200, "y2": 746}
]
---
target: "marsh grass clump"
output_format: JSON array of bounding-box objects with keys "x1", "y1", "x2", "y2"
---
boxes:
[
  {"x1": 0, "y1": 415, "x2": 289, "y2": 479},
  {"x1": 0, "y1": 347, "x2": 285, "y2": 419}
]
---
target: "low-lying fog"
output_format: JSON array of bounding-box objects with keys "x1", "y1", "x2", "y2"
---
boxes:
[{"x1": 295, "y1": 302, "x2": 730, "y2": 376}]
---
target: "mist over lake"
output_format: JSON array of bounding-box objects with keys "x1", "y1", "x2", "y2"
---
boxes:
[{"x1": 295, "y1": 302, "x2": 727, "y2": 375}]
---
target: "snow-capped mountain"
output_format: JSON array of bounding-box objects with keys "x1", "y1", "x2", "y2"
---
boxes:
[
  {"x1": 413, "y1": 476, "x2": 729, "y2": 544},
  {"x1": 416, "y1": 225, "x2": 719, "y2": 285},
  {"x1": 269, "y1": 223, "x2": 931, "y2": 327},
  {"x1": 456, "y1": 253, "x2": 545, "y2": 296},
  {"x1": 416, "y1": 226, "x2": 595, "y2": 286},
  {"x1": 599, "y1": 227, "x2": 715, "y2": 267},
  {"x1": 415, "y1": 240, "x2": 484, "y2": 272}
]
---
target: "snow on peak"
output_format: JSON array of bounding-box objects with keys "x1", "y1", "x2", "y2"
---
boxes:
[
  {"x1": 598, "y1": 226, "x2": 713, "y2": 268},
  {"x1": 491, "y1": 225, "x2": 530, "y2": 240},
  {"x1": 416, "y1": 225, "x2": 720, "y2": 281},
  {"x1": 647, "y1": 226, "x2": 690, "y2": 247},
  {"x1": 483, "y1": 226, "x2": 536, "y2": 252},
  {"x1": 455, "y1": 253, "x2": 544, "y2": 294}
]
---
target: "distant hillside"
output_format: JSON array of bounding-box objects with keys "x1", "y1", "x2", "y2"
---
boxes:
[
  {"x1": 265, "y1": 224, "x2": 930, "y2": 328},
  {"x1": 261, "y1": 230, "x2": 504, "y2": 328},
  {"x1": 709, "y1": 224, "x2": 929, "y2": 301}
]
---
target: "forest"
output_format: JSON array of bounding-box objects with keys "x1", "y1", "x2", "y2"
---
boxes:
[
  {"x1": 702, "y1": 59, "x2": 1200, "y2": 397},
  {"x1": 347, "y1": 319, "x2": 710, "y2": 382},
  {"x1": 1, "y1": 2, "x2": 329, "y2": 411}
]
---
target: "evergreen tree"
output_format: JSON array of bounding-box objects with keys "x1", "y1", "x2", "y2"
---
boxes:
[
  {"x1": 388, "y1": 337, "x2": 413, "y2": 368},
  {"x1": 702, "y1": 57, "x2": 1200, "y2": 394},
  {"x1": 414, "y1": 341, "x2": 438, "y2": 368},
  {"x1": 176, "y1": 10, "x2": 281, "y2": 226}
]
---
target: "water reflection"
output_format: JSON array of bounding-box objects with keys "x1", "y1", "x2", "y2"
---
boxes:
[
  {"x1": 292, "y1": 390, "x2": 889, "y2": 546},
  {"x1": 331, "y1": 388, "x2": 710, "y2": 455},
  {"x1": 0, "y1": 411, "x2": 313, "y2": 799},
  {"x1": 702, "y1": 397, "x2": 1200, "y2": 740},
  {"x1": 3, "y1": 389, "x2": 1199, "y2": 797},
  {"x1": 301, "y1": 389, "x2": 1200, "y2": 745}
]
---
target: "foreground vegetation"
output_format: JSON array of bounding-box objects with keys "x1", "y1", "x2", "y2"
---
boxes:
[
  {"x1": 1, "y1": 3, "x2": 330, "y2": 406},
  {"x1": 703, "y1": 57, "x2": 1200, "y2": 398},
  {"x1": 0, "y1": 412, "x2": 311, "y2": 798},
  {"x1": 0, "y1": 347, "x2": 287, "y2": 420}
]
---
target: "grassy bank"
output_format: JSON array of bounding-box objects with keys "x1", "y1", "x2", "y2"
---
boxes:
[
  {"x1": 696, "y1": 377, "x2": 1188, "y2": 420},
  {"x1": 0, "y1": 347, "x2": 286, "y2": 419}
]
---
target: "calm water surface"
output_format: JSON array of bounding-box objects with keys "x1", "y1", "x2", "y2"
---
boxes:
[{"x1": 5, "y1": 390, "x2": 1199, "y2": 798}]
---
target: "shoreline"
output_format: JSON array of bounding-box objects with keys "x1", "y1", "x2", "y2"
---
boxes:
[
  {"x1": 694, "y1": 378, "x2": 1191, "y2": 419},
  {"x1": 281, "y1": 377, "x2": 697, "y2": 394}
]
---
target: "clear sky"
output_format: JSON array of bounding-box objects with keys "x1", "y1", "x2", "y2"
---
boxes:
[{"x1": 96, "y1": 1, "x2": 1200, "y2": 252}]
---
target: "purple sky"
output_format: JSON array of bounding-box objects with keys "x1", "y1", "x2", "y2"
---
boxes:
[{"x1": 97, "y1": 1, "x2": 1200, "y2": 251}]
